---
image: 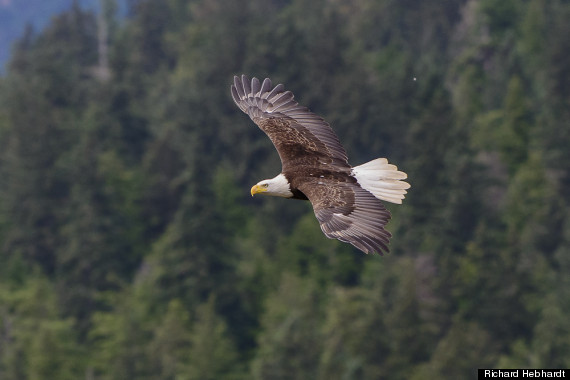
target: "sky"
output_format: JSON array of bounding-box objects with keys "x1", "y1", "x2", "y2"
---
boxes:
[{"x1": 0, "y1": 0, "x2": 126, "y2": 72}]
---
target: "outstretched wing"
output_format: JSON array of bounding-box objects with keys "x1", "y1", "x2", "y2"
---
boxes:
[
  {"x1": 231, "y1": 75, "x2": 349, "y2": 170},
  {"x1": 297, "y1": 178, "x2": 392, "y2": 255}
]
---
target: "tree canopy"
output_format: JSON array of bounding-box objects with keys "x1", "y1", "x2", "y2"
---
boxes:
[{"x1": 0, "y1": 0, "x2": 569, "y2": 378}]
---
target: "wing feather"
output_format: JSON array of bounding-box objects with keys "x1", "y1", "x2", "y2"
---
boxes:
[
  {"x1": 273, "y1": 100, "x2": 299, "y2": 112},
  {"x1": 297, "y1": 178, "x2": 392, "y2": 255},
  {"x1": 233, "y1": 76, "x2": 245, "y2": 99},
  {"x1": 263, "y1": 83, "x2": 284, "y2": 100},
  {"x1": 251, "y1": 77, "x2": 261, "y2": 95},
  {"x1": 260, "y1": 78, "x2": 272, "y2": 95},
  {"x1": 231, "y1": 75, "x2": 349, "y2": 168},
  {"x1": 242, "y1": 77, "x2": 251, "y2": 99},
  {"x1": 268, "y1": 90, "x2": 294, "y2": 104}
]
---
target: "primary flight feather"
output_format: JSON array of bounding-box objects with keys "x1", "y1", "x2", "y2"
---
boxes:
[{"x1": 231, "y1": 75, "x2": 410, "y2": 255}]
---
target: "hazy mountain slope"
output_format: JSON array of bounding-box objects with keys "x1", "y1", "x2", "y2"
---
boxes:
[{"x1": 0, "y1": 0, "x2": 124, "y2": 71}]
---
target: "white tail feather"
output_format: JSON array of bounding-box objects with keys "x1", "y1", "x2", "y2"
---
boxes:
[{"x1": 352, "y1": 158, "x2": 410, "y2": 204}]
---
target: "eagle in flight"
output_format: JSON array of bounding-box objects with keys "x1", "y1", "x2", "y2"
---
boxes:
[{"x1": 231, "y1": 75, "x2": 410, "y2": 255}]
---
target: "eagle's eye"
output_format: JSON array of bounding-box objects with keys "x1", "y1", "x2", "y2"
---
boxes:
[{"x1": 262, "y1": 183, "x2": 269, "y2": 188}]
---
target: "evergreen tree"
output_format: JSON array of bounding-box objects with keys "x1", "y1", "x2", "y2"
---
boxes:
[
  {"x1": 252, "y1": 274, "x2": 324, "y2": 380},
  {"x1": 185, "y1": 296, "x2": 243, "y2": 380}
]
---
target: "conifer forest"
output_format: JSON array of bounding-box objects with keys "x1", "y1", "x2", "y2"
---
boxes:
[{"x1": 0, "y1": 0, "x2": 569, "y2": 378}]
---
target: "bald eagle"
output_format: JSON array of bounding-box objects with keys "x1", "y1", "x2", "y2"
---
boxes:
[{"x1": 231, "y1": 75, "x2": 410, "y2": 255}]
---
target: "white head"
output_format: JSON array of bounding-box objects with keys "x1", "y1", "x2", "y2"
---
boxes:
[{"x1": 250, "y1": 173, "x2": 293, "y2": 198}]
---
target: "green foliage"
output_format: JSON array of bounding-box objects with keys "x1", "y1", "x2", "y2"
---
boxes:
[
  {"x1": 319, "y1": 257, "x2": 441, "y2": 380},
  {"x1": 275, "y1": 212, "x2": 364, "y2": 287},
  {"x1": 251, "y1": 274, "x2": 324, "y2": 380},
  {"x1": 185, "y1": 296, "x2": 244, "y2": 379},
  {"x1": 88, "y1": 286, "x2": 155, "y2": 379},
  {"x1": 411, "y1": 320, "x2": 497, "y2": 379},
  {"x1": 149, "y1": 299, "x2": 192, "y2": 379},
  {"x1": 0, "y1": 0, "x2": 569, "y2": 377},
  {"x1": 474, "y1": 76, "x2": 532, "y2": 175},
  {"x1": 0, "y1": 275, "x2": 84, "y2": 379}
]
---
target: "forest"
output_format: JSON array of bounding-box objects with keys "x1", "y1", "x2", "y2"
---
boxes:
[{"x1": 0, "y1": 0, "x2": 569, "y2": 378}]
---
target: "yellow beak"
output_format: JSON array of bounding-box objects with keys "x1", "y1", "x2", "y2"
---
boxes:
[{"x1": 250, "y1": 184, "x2": 266, "y2": 196}]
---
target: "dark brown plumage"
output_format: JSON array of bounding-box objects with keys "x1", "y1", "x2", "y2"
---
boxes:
[{"x1": 232, "y1": 75, "x2": 410, "y2": 255}]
